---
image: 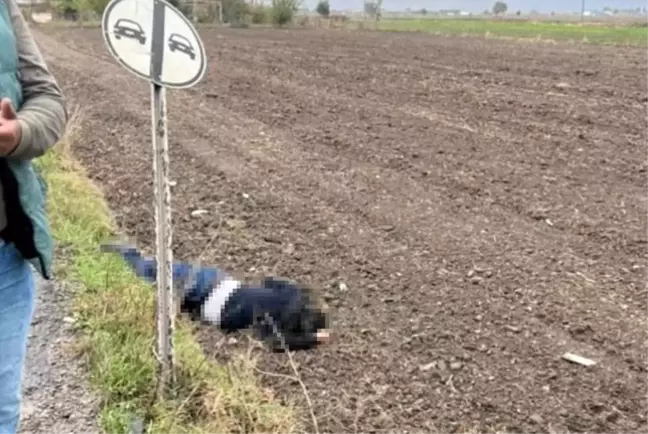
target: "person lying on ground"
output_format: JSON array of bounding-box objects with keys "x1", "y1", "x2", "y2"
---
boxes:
[
  {"x1": 101, "y1": 241, "x2": 330, "y2": 351},
  {"x1": 0, "y1": 0, "x2": 68, "y2": 432}
]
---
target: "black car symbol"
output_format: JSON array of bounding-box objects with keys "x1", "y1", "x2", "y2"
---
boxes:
[
  {"x1": 113, "y1": 19, "x2": 146, "y2": 45},
  {"x1": 168, "y1": 33, "x2": 195, "y2": 60}
]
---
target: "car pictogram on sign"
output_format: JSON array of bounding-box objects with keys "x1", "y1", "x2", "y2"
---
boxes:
[
  {"x1": 113, "y1": 18, "x2": 146, "y2": 44},
  {"x1": 168, "y1": 33, "x2": 195, "y2": 60}
]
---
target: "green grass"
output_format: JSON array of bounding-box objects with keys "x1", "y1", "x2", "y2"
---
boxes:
[
  {"x1": 374, "y1": 18, "x2": 648, "y2": 46},
  {"x1": 35, "y1": 120, "x2": 300, "y2": 433}
]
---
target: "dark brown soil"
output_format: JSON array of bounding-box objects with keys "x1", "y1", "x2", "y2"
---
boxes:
[{"x1": 36, "y1": 25, "x2": 647, "y2": 434}]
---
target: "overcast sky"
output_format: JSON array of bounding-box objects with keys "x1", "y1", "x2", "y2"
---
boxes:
[{"x1": 306, "y1": 0, "x2": 647, "y2": 13}]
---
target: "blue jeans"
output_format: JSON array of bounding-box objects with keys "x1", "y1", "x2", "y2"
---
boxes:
[{"x1": 0, "y1": 241, "x2": 35, "y2": 434}]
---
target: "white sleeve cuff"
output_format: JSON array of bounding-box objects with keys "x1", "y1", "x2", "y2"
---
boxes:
[{"x1": 201, "y1": 278, "x2": 240, "y2": 324}]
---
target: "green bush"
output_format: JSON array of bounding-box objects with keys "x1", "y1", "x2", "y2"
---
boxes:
[
  {"x1": 250, "y1": 4, "x2": 269, "y2": 24},
  {"x1": 54, "y1": 0, "x2": 110, "y2": 17},
  {"x1": 222, "y1": 0, "x2": 248, "y2": 24},
  {"x1": 315, "y1": 0, "x2": 329, "y2": 17},
  {"x1": 271, "y1": 0, "x2": 299, "y2": 26}
]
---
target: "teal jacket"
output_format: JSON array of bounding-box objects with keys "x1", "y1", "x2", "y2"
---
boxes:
[{"x1": 0, "y1": 1, "x2": 61, "y2": 279}]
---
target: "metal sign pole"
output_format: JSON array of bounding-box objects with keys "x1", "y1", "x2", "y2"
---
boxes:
[
  {"x1": 151, "y1": 81, "x2": 175, "y2": 398},
  {"x1": 150, "y1": 0, "x2": 175, "y2": 398}
]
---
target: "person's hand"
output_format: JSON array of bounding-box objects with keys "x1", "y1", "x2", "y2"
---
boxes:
[{"x1": 0, "y1": 98, "x2": 21, "y2": 156}]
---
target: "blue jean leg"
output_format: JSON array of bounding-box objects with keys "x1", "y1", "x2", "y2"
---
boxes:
[{"x1": 0, "y1": 242, "x2": 35, "y2": 434}]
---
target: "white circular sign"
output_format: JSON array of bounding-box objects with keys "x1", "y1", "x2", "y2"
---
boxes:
[{"x1": 102, "y1": 0, "x2": 207, "y2": 89}]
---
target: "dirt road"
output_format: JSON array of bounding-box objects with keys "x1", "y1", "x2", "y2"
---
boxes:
[{"x1": 36, "y1": 25, "x2": 647, "y2": 433}]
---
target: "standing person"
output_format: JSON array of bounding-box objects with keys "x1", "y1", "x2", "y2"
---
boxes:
[{"x1": 0, "y1": 0, "x2": 68, "y2": 432}]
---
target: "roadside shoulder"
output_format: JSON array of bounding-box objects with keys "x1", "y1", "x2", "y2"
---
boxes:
[{"x1": 20, "y1": 276, "x2": 99, "y2": 434}]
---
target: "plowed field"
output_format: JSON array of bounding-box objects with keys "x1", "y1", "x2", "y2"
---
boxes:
[{"x1": 37, "y1": 25, "x2": 647, "y2": 433}]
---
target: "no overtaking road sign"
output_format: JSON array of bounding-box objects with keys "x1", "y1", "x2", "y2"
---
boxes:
[{"x1": 102, "y1": 0, "x2": 207, "y2": 88}]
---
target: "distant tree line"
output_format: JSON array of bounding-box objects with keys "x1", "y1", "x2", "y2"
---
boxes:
[
  {"x1": 56, "y1": 0, "x2": 302, "y2": 26},
  {"x1": 405, "y1": 2, "x2": 511, "y2": 16}
]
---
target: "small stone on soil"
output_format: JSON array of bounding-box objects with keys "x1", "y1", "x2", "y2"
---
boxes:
[
  {"x1": 190, "y1": 209, "x2": 208, "y2": 217},
  {"x1": 419, "y1": 362, "x2": 436, "y2": 371},
  {"x1": 562, "y1": 352, "x2": 596, "y2": 367},
  {"x1": 530, "y1": 413, "x2": 544, "y2": 424}
]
